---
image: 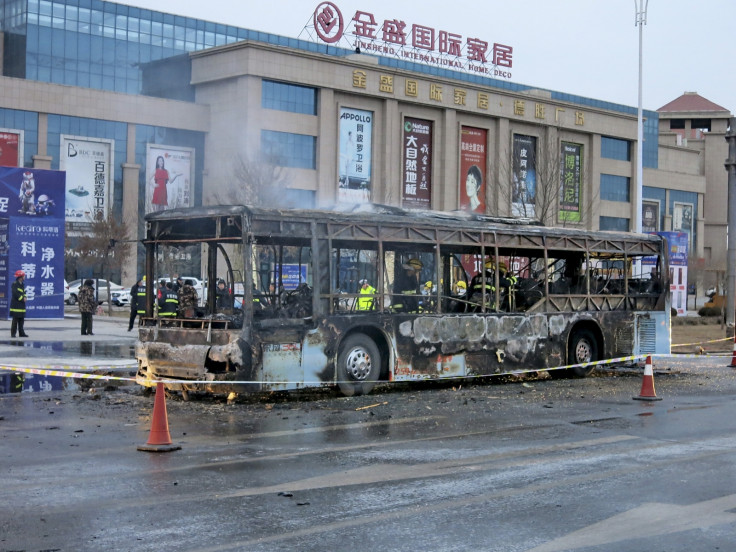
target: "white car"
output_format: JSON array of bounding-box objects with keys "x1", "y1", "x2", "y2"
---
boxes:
[
  {"x1": 66, "y1": 278, "x2": 124, "y2": 305},
  {"x1": 64, "y1": 279, "x2": 71, "y2": 303},
  {"x1": 111, "y1": 288, "x2": 131, "y2": 306}
]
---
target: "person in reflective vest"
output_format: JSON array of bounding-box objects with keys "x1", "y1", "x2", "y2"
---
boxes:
[
  {"x1": 136, "y1": 276, "x2": 147, "y2": 317},
  {"x1": 497, "y1": 261, "x2": 518, "y2": 311},
  {"x1": 356, "y1": 279, "x2": 376, "y2": 311},
  {"x1": 10, "y1": 269, "x2": 28, "y2": 338},
  {"x1": 128, "y1": 276, "x2": 142, "y2": 331},
  {"x1": 157, "y1": 281, "x2": 179, "y2": 317}
]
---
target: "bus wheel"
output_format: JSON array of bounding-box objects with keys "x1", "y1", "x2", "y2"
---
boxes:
[
  {"x1": 337, "y1": 334, "x2": 381, "y2": 396},
  {"x1": 567, "y1": 328, "x2": 598, "y2": 377}
]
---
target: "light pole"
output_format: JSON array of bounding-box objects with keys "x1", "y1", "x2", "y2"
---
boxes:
[{"x1": 634, "y1": 0, "x2": 648, "y2": 236}]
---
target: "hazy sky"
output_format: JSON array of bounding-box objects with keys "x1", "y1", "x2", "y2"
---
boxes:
[{"x1": 121, "y1": 0, "x2": 733, "y2": 113}]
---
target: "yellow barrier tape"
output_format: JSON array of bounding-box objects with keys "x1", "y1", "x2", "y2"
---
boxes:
[
  {"x1": 0, "y1": 352, "x2": 728, "y2": 389},
  {"x1": 672, "y1": 336, "x2": 733, "y2": 347}
]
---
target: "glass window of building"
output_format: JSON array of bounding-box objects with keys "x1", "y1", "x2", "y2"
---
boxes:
[
  {"x1": 261, "y1": 130, "x2": 316, "y2": 169},
  {"x1": 262, "y1": 80, "x2": 318, "y2": 115},
  {"x1": 599, "y1": 216, "x2": 629, "y2": 232},
  {"x1": 600, "y1": 174, "x2": 630, "y2": 202},
  {"x1": 601, "y1": 136, "x2": 630, "y2": 161}
]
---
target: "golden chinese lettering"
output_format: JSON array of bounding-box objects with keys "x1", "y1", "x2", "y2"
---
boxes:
[
  {"x1": 575, "y1": 111, "x2": 584, "y2": 125},
  {"x1": 535, "y1": 103, "x2": 545, "y2": 119},
  {"x1": 453, "y1": 89, "x2": 466, "y2": 106},
  {"x1": 514, "y1": 99, "x2": 525, "y2": 116},
  {"x1": 405, "y1": 79, "x2": 418, "y2": 97},
  {"x1": 430, "y1": 83, "x2": 443, "y2": 102},
  {"x1": 477, "y1": 93, "x2": 489, "y2": 110},
  {"x1": 352, "y1": 70, "x2": 367, "y2": 89},
  {"x1": 379, "y1": 75, "x2": 394, "y2": 93},
  {"x1": 555, "y1": 108, "x2": 566, "y2": 122}
]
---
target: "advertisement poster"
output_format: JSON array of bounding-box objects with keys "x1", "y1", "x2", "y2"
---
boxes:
[
  {"x1": 642, "y1": 201, "x2": 660, "y2": 233},
  {"x1": 0, "y1": 167, "x2": 66, "y2": 319},
  {"x1": 337, "y1": 107, "x2": 373, "y2": 204},
  {"x1": 401, "y1": 117, "x2": 433, "y2": 210},
  {"x1": 643, "y1": 231, "x2": 688, "y2": 316},
  {"x1": 0, "y1": 130, "x2": 21, "y2": 167},
  {"x1": 672, "y1": 201, "x2": 694, "y2": 243},
  {"x1": 145, "y1": 145, "x2": 194, "y2": 214},
  {"x1": 511, "y1": 134, "x2": 537, "y2": 217},
  {"x1": 559, "y1": 142, "x2": 583, "y2": 223},
  {"x1": 60, "y1": 136, "x2": 113, "y2": 224},
  {"x1": 459, "y1": 127, "x2": 487, "y2": 213}
]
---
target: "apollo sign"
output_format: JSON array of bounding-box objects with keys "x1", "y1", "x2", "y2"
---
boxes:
[{"x1": 310, "y1": 2, "x2": 513, "y2": 79}]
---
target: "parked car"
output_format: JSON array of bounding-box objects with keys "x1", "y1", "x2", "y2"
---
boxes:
[
  {"x1": 64, "y1": 279, "x2": 71, "y2": 303},
  {"x1": 111, "y1": 288, "x2": 131, "y2": 307},
  {"x1": 65, "y1": 278, "x2": 124, "y2": 305}
]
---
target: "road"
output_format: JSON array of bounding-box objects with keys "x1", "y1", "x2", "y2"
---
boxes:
[{"x1": 1, "y1": 326, "x2": 736, "y2": 552}]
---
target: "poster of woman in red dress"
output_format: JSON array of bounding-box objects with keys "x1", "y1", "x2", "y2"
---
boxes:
[{"x1": 145, "y1": 145, "x2": 193, "y2": 214}]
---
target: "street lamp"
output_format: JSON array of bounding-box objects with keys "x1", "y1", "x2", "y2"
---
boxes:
[{"x1": 634, "y1": 0, "x2": 648, "y2": 236}]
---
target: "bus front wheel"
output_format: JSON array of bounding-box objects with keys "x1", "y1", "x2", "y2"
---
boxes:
[
  {"x1": 567, "y1": 328, "x2": 598, "y2": 377},
  {"x1": 337, "y1": 334, "x2": 381, "y2": 396}
]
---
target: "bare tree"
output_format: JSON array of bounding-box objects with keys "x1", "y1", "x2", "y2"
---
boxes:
[
  {"x1": 494, "y1": 132, "x2": 596, "y2": 228},
  {"x1": 66, "y1": 212, "x2": 134, "y2": 314},
  {"x1": 213, "y1": 151, "x2": 289, "y2": 207}
]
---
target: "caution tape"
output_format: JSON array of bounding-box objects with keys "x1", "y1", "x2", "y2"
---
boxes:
[
  {"x1": 672, "y1": 336, "x2": 733, "y2": 347},
  {"x1": 0, "y1": 352, "x2": 729, "y2": 389}
]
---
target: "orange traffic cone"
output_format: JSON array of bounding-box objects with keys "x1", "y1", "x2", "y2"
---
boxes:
[
  {"x1": 633, "y1": 355, "x2": 662, "y2": 401},
  {"x1": 137, "y1": 382, "x2": 182, "y2": 452},
  {"x1": 730, "y1": 333, "x2": 736, "y2": 367}
]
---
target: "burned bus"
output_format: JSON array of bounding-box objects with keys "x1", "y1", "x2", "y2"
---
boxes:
[{"x1": 135, "y1": 204, "x2": 670, "y2": 397}]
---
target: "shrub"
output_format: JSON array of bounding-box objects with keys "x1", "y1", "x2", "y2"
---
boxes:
[{"x1": 698, "y1": 306, "x2": 723, "y2": 317}]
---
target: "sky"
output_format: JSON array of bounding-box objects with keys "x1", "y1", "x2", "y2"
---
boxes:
[{"x1": 121, "y1": 0, "x2": 733, "y2": 113}]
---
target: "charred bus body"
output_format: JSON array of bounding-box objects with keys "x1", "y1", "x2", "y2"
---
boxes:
[{"x1": 135, "y1": 204, "x2": 670, "y2": 397}]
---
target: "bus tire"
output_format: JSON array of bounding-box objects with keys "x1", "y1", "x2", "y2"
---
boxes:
[
  {"x1": 567, "y1": 328, "x2": 598, "y2": 377},
  {"x1": 337, "y1": 334, "x2": 381, "y2": 397}
]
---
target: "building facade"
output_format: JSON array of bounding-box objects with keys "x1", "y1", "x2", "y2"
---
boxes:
[{"x1": 0, "y1": 0, "x2": 729, "y2": 289}]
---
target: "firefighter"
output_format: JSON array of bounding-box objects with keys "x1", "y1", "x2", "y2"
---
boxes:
[
  {"x1": 136, "y1": 276, "x2": 147, "y2": 319},
  {"x1": 356, "y1": 279, "x2": 376, "y2": 311},
  {"x1": 157, "y1": 281, "x2": 179, "y2": 317},
  {"x1": 392, "y1": 258, "x2": 423, "y2": 313},
  {"x1": 10, "y1": 269, "x2": 28, "y2": 338}
]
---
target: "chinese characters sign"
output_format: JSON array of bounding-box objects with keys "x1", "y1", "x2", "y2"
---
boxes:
[
  {"x1": 642, "y1": 201, "x2": 659, "y2": 233},
  {"x1": 511, "y1": 134, "x2": 537, "y2": 218},
  {"x1": 559, "y1": 142, "x2": 583, "y2": 223},
  {"x1": 0, "y1": 167, "x2": 66, "y2": 319},
  {"x1": 337, "y1": 107, "x2": 373, "y2": 204},
  {"x1": 145, "y1": 145, "x2": 195, "y2": 214},
  {"x1": 311, "y1": 2, "x2": 513, "y2": 79},
  {"x1": 61, "y1": 136, "x2": 113, "y2": 224},
  {"x1": 402, "y1": 118, "x2": 432, "y2": 210},
  {"x1": 459, "y1": 127, "x2": 487, "y2": 213}
]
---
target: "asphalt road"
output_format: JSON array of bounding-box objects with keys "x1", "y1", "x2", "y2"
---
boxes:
[{"x1": 1, "y1": 350, "x2": 736, "y2": 551}]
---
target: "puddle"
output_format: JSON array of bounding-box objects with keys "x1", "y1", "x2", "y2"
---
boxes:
[
  {"x1": 0, "y1": 340, "x2": 135, "y2": 359},
  {"x1": 0, "y1": 340, "x2": 136, "y2": 394}
]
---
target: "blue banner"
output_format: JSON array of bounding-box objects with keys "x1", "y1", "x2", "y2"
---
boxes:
[{"x1": 0, "y1": 167, "x2": 66, "y2": 319}]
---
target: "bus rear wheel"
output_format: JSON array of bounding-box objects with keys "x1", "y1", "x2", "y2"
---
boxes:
[
  {"x1": 337, "y1": 334, "x2": 381, "y2": 397},
  {"x1": 567, "y1": 328, "x2": 598, "y2": 377}
]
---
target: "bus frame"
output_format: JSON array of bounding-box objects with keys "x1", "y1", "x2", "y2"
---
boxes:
[{"x1": 135, "y1": 204, "x2": 670, "y2": 397}]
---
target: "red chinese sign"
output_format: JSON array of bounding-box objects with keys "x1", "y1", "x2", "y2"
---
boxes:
[
  {"x1": 402, "y1": 118, "x2": 432, "y2": 210},
  {"x1": 459, "y1": 127, "x2": 487, "y2": 213},
  {"x1": 0, "y1": 131, "x2": 20, "y2": 167},
  {"x1": 311, "y1": 3, "x2": 513, "y2": 79}
]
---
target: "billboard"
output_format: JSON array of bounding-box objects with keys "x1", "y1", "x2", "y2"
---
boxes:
[
  {"x1": 0, "y1": 130, "x2": 21, "y2": 167},
  {"x1": 511, "y1": 134, "x2": 536, "y2": 217},
  {"x1": 559, "y1": 142, "x2": 583, "y2": 223},
  {"x1": 402, "y1": 117, "x2": 433, "y2": 210},
  {"x1": 672, "y1": 201, "x2": 694, "y2": 244},
  {"x1": 145, "y1": 145, "x2": 194, "y2": 214},
  {"x1": 0, "y1": 167, "x2": 66, "y2": 319},
  {"x1": 338, "y1": 107, "x2": 373, "y2": 204},
  {"x1": 459, "y1": 127, "x2": 487, "y2": 213},
  {"x1": 60, "y1": 136, "x2": 113, "y2": 224},
  {"x1": 642, "y1": 200, "x2": 660, "y2": 233}
]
